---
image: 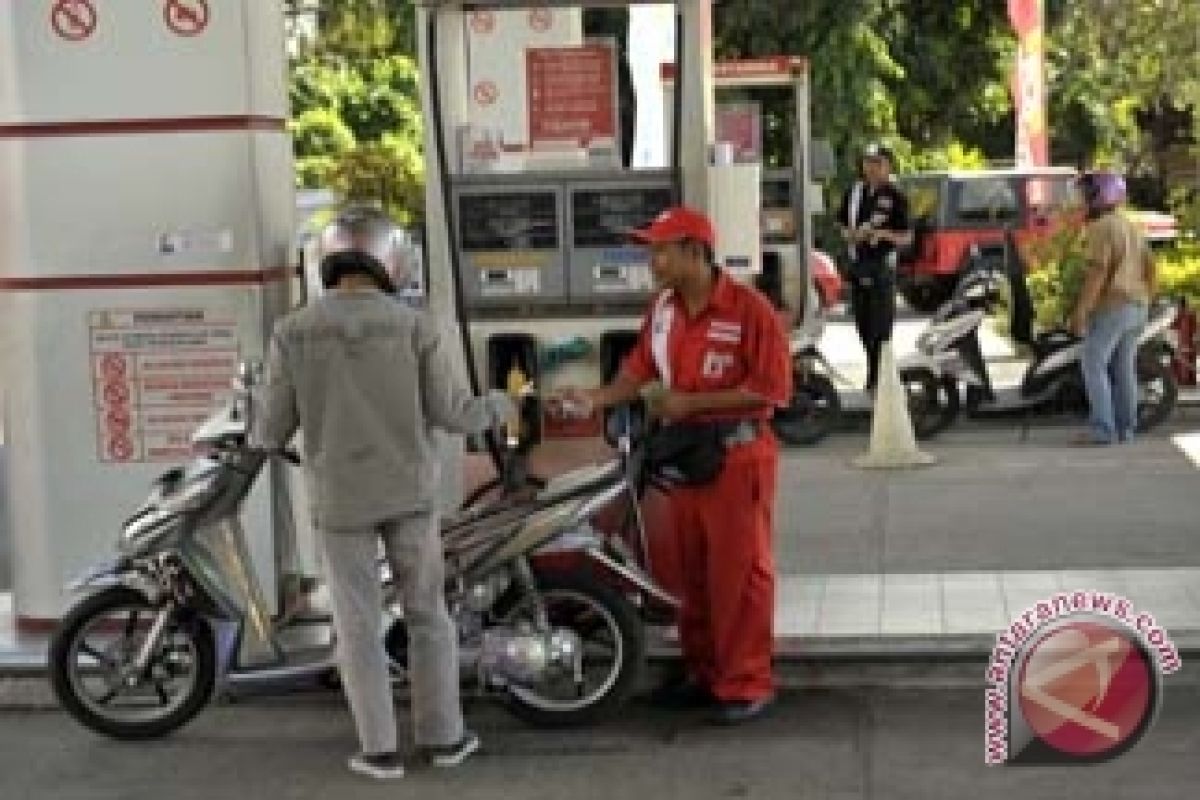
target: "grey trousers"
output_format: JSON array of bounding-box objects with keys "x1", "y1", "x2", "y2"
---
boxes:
[{"x1": 320, "y1": 511, "x2": 463, "y2": 754}]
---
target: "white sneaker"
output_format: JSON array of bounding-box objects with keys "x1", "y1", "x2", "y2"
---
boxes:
[
  {"x1": 348, "y1": 751, "x2": 405, "y2": 780},
  {"x1": 425, "y1": 730, "x2": 481, "y2": 768}
]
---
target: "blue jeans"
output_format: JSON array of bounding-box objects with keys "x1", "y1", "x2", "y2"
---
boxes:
[{"x1": 1081, "y1": 302, "x2": 1148, "y2": 443}]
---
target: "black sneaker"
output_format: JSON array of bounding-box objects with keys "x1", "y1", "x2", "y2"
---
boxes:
[
  {"x1": 425, "y1": 730, "x2": 481, "y2": 768},
  {"x1": 709, "y1": 694, "x2": 776, "y2": 726},
  {"x1": 649, "y1": 676, "x2": 717, "y2": 708},
  {"x1": 348, "y1": 751, "x2": 405, "y2": 780}
]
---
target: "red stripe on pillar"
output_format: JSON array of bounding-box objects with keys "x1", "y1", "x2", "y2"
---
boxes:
[
  {"x1": 0, "y1": 268, "x2": 292, "y2": 291},
  {"x1": 0, "y1": 115, "x2": 287, "y2": 139}
]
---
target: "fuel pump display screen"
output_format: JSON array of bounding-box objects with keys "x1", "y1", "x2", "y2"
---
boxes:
[
  {"x1": 453, "y1": 186, "x2": 567, "y2": 308},
  {"x1": 571, "y1": 187, "x2": 673, "y2": 248},
  {"x1": 568, "y1": 183, "x2": 672, "y2": 302},
  {"x1": 458, "y1": 192, "x2": 559, "y2": 251}
]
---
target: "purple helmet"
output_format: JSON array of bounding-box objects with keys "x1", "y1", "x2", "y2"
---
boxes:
[{"x1": 1078, "y1": 170, "x2": 1126, "y2": 213}]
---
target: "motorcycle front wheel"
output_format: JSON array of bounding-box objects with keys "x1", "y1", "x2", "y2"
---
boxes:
[
  {"x1": 49, "y1": 587, "x2": 215, "y2": 740},
  {"x1": 501, "y1": 570, "x2": 645, "y2": 728}
]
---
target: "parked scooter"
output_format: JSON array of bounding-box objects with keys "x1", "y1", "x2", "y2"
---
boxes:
[
  {"x1": 897, "y1": 238, "x2": 1179, "y2": 438},
  {"x1": 772, "y1": 313, "x2": 848, "y2": 446},
  {"x1": 49, "y1": 365, "x2": 674, "y2": 739}
]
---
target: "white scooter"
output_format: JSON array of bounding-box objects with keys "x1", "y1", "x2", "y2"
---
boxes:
[{"x1": 897, "y1": 243, "x2": 1179, "y2": 439}]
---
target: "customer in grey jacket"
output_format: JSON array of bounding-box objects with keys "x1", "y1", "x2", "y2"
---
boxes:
[{"x1": 254, "y1": 207, "x2": 514, "y2": 780}]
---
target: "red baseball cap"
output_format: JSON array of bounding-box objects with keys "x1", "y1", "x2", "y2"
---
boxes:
[{"x1": 629, "y1": 206, "x2": 715, "y2": 248}]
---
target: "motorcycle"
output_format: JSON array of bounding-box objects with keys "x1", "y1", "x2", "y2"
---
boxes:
[
  {"x1": 49, "y1": 365, "x2": 675, "y2": 739},
  {"x1": 772, "y1": 314, "x2": 848, "y2": 446},
  {"x1": 897, "y1": 242, "x2": 1179, "y2": 439}
]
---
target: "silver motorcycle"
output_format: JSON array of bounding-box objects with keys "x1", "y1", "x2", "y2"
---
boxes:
[{"x1": 49, "y1": 366, "x2": 674, "y2": 739}]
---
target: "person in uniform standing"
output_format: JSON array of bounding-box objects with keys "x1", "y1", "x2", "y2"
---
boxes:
[
  {"x1": 555, "y1": 206, "x2": 791, "y2": 724},
  {"x1": 836, "y1": 143, "x2": 912, "y2": 392}
]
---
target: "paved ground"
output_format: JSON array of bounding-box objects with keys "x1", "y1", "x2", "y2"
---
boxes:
[
  {"x1": 775, "y1": 414, "x2": 1200, "y2": 574},
  {"x1": 1, "y1": 677, "x2": 1198, "y2": 800}
]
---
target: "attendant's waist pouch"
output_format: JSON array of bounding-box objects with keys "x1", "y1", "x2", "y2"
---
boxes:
[{"x1": 645, "y1": 420, "x2": 760, "y2": 486}]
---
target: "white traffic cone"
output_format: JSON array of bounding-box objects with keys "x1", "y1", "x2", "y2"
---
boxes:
[{"x1": 853, "y1": 341, "x2": 937, "y2": 469}]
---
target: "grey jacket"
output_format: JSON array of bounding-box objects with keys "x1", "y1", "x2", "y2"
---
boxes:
[{"x1": 254, "y1": 291, "x2": 504, "y2": 530}]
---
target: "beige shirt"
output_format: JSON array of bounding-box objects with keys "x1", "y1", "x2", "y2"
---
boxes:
[
  {"x1": 1083, "y1": 211, "x2": 1152, "y2": 309},
  {"x1": 254, "y1": 292, "x2": 498, "y2": 530}
]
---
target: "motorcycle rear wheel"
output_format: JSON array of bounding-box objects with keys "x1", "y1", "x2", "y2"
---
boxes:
[
  {"x1": 1136, "y1": 356, "x2": 1178, "y2": 433},
  {"x1": 502, "y1": 570, "x2": 645, "y2": 728},
  {"x1": 899, "y1": 367, "x2": 960, "y2": 439},
  {"x1": 773, "y1": 372, "x2": 841, "y2": 446},
  {"x1": 49, "y1": 587, "x2": 215, "y2": 740}
]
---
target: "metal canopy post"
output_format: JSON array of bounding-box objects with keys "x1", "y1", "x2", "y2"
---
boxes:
[{"x1": 791, "y1": 63, "x2": 813, "y2": 329}]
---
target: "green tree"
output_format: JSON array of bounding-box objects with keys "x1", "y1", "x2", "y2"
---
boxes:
[
  {"x1": 1046, "y1": 0, "x2": 1199, "y2": 203},
  {"x1": 713, "y1": 0, "x2": 1014, "y2": 186},
  {"x1": 287, "y1": 0, "x2": 424, "y2": 225}
]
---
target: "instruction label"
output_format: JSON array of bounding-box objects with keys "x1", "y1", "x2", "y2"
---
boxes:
[{"x1": 89, "y1": 308, "x2": 240, "y2": 463}]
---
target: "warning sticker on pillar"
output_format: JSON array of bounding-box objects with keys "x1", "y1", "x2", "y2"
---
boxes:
[
  {"x1": 163, "y1": 0, "x2": 209, "y2": 37},
  {"x1": 526, "y1": 43, "x2": 618, "y2": 148},
  {"x1": 89, "y1": 308, "x2": 240, "y2": 464},
  {"x1": 474, "y1": 80, "x2": 500, "y2": 108},
  {"x1": 50, "y1": 0, "x2": 98, "y2": 42},
  {"x1": 528, "y1": 6, "x2": 554, "y2": 33},
  {"x1": 469, "y1": 10, "x2": 496, "y2": 35}
]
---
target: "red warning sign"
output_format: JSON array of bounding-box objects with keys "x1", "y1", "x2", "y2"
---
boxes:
[
  {"x1": 89, "y1": 308, "x2": 240, "y2": 464},
  {"x1": 50, "y1": 0, "x2": 98, "y2": 42},
  {"x1": 107, "y1": 436, "x2": 134, "y2": 463},
  {"x1": 163, "y1": 0, "x2": 209, "y2": 38},
  {"x1": 105, "y1": 406, "x2": 132, "y2": 431},
  {"x1": 99, "y1": 353, "x2": 128, "y2": 379},
  {"x1": 527, "y1": 44, "x2": 617, "y2": 146},
  {"x1": 528, "y1": 7, "x2": 553, "y2": 32},
  {"x1": 473, "y1": 80, "x2": 499, "y2": 107},
  {"x1": 469, "y1": 10, "x2": 496, "y2": 35},
  {"x1": 102, "y1": 381, "x2": 131, "y2": 406}
]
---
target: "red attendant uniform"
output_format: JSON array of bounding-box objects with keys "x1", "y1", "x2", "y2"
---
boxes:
[{"x1": 622, "y1": 270, "x2": 791, "y2": 702}]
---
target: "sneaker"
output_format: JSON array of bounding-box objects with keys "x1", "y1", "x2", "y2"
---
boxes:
[
  {"x1": 709, "y1": 693, "x2": 776, "y2": 726},
  {"x1": 348, "y1": 751, "x2": 405, "y2": 780},
  {"x1": 425, "y1": 730, "x2": 481, "y2": 768},
  {"x1": 648, "y1": 676, "x2": 717, "y2": 709}
]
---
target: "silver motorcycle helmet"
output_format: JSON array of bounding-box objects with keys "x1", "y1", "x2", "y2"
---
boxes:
[{"x1": 316, "y1": 205, "x2": 408, "y2": 294}]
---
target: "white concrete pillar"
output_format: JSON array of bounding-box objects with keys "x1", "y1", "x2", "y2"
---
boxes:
[
  {"x1": 678, "y1": 0, "x2": 715, "y2": 211},
  {"x1": 0, "y1": 1, "x2": 294, "y2": 621}
]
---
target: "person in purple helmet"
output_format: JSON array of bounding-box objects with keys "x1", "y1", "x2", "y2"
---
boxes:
[{"x1": 1070, "y1": 170, "x2": 1158, "y2": 445}]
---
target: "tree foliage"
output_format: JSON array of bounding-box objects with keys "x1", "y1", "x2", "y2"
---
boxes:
[
  {"x1": 286, "y1": 1, "x2": 1196, "y2": 223},
  {"x1": 286, "y1": 0, "x2": 424, "y2": 225}
]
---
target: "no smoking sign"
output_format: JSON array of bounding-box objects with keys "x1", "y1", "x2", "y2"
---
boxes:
[
  {"x1": 469, "y1": 10, "x2": 495, "y2": 35},
  {"x1": 164, "y1": 0, "x2": 209, "y2": 37},
  {"x1": 528, "y1": 7, "x2": 553, "y2": 32},
  {"x1": 50, "y1": 0, "x2": 98, "y2": 42},
  {"x1": 473, "y1": 81, "x2": 499, "y2": 107}
]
